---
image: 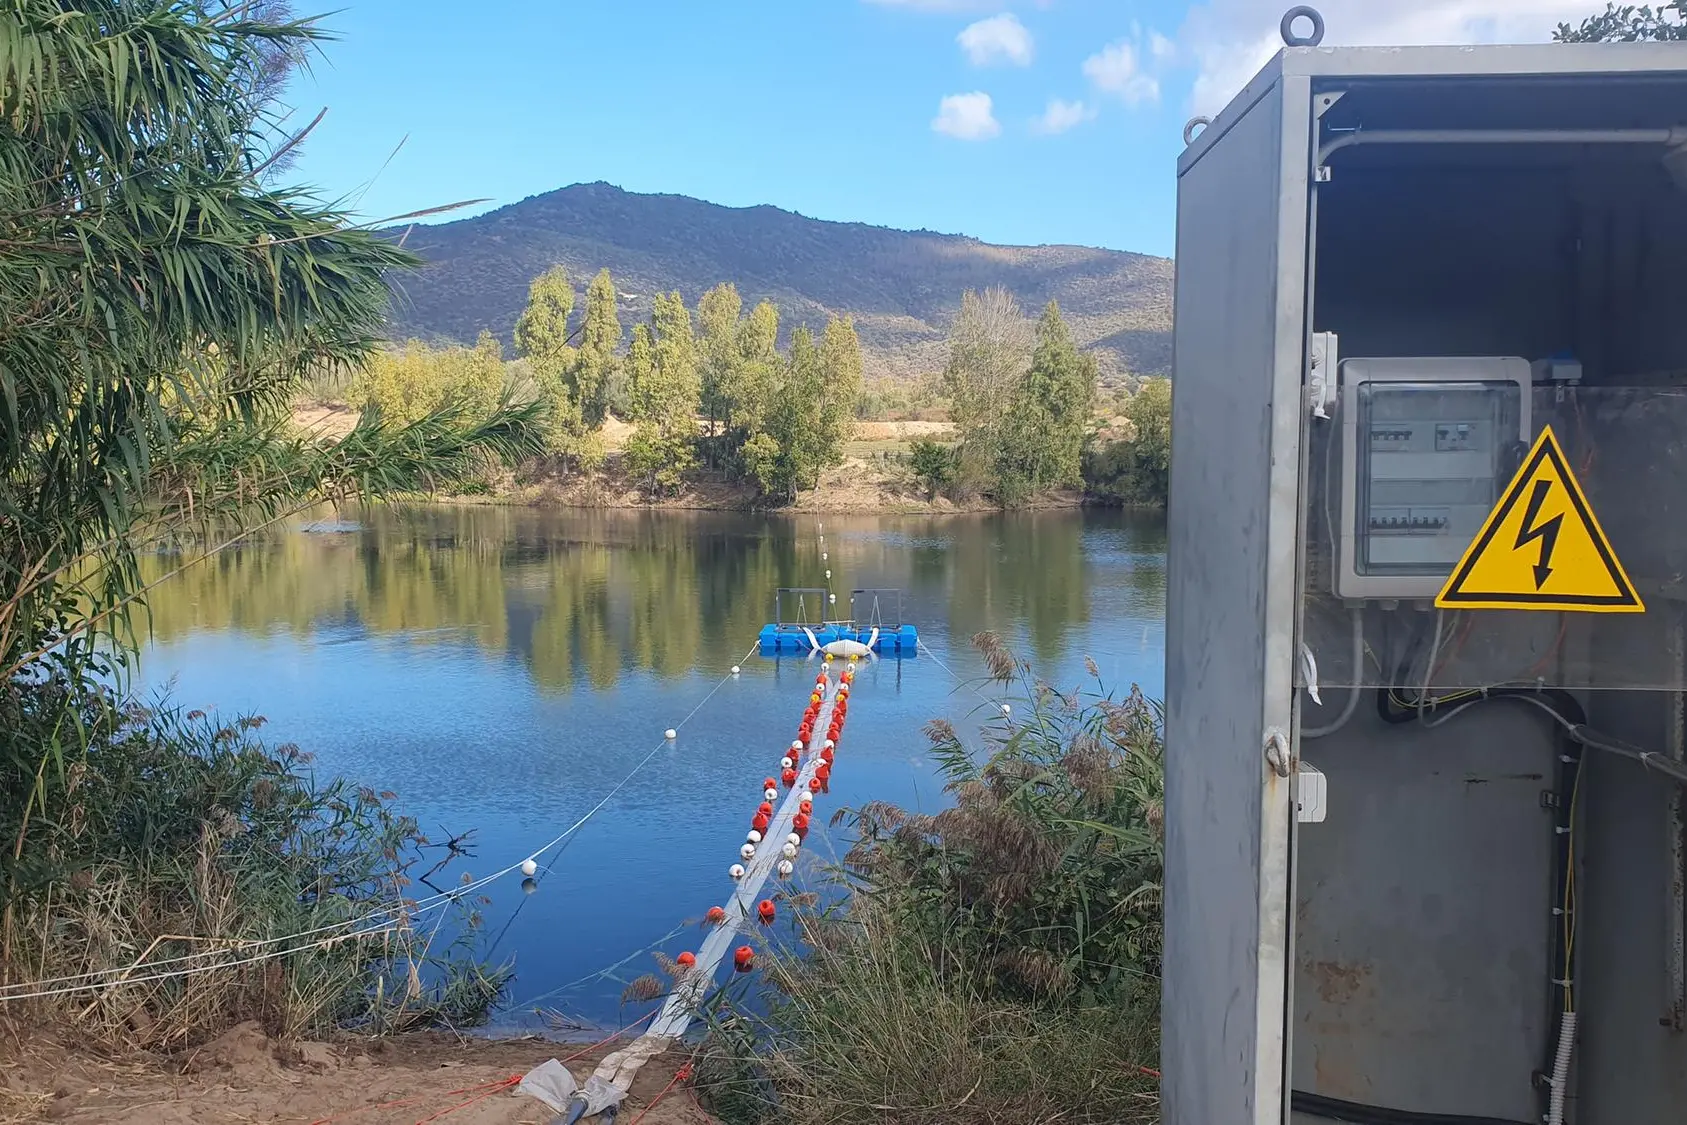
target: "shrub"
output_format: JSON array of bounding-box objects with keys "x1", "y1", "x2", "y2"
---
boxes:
[
  {"x1": 697, "y1": 634, "x2": 1164, "y2": 1124},
  {"x1": 908, "y1": 439, "x2": 958, "y2": 499},
  {"x1": 0, "y1": 667, "x2": 509, "y2": 1046}
]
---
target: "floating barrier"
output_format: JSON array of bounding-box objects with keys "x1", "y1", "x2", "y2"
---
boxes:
[{"x1": 758, "y1": 587, "x2": 919, "y2": 655}]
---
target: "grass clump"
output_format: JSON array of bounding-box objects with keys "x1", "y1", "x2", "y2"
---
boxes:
[
  {"x1": 695, "y1": 634, "x2": 1163, "y2": 1124},
  {"x1": 0, "y1": 661, "x2": 509, "y2": 1049}
]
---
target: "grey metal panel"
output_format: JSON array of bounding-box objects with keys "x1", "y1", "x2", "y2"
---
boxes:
[
  {"x1": 1187, "y1": 42, "x2": 1687, "y2": 176},
  {"x1": 1292, "y1": 703, "x2": 1555, "y2": 1121},
  {"x1": 1165, "y1": 72, "x2": 1311, "y2": 1125},
  {"x1": 1579, "y1": 688, "x2": 1687, "y2": 1124},
  {"x1": 1283, "y1": 43, "x2": 1687, "y2": 80},
  {"x1": 1179, "y1": 55, "x2": 1286, "y2": 175}
]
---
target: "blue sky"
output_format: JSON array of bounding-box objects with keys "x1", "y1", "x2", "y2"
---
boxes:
[{"x1": 286, "y1": 0, "x2": 1596, "y2": 259}]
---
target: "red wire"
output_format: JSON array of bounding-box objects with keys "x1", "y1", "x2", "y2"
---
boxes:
[
  {"x1": 625, "y1": 1063, "x2": 692, "y2": 1125},
  {"x1": 410, "y1": 1075, "x2": 522, "y2": 1124},
  {"x1": 560, "y1": 1009, "x2": 657, "y2": 1063},
  {"x1": 306, "y1": 1076, "x2": 521, "y2": 1125}
]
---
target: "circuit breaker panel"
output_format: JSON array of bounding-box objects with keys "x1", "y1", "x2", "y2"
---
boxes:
[{"x1": 1335, "y1": 357, "x2": 1531, "y2": 601}]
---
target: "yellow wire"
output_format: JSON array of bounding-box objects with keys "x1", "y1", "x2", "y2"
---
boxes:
[{"x1": 1563, "y1": 766, "x2": 1581, "y2": 1012}]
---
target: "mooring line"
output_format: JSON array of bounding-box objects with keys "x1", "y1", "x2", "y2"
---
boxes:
[{"x1": 0, "y1": 643, "x2": 763, "y2": 1003}]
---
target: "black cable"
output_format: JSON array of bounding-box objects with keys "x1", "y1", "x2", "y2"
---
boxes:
[
  {"x1": 1373, "y1": 649, "x2": 1586, "y2": 1125},
  {"x1": 1291, "y1": 1090, "x2": 1533, "y2": 1125}
]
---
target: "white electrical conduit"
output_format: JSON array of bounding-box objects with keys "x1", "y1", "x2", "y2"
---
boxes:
[
  {"x1": 1302, "y1": 608, "x2": 1364, "y2": 739},
  {"x1": 1547, "y1": 1010, "x2": 1578, "y2": 1125}
]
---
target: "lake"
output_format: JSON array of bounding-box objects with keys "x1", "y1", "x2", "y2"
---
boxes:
[{"x1": 136, "y1": 505, "x2": 1167, "y2": 1032}]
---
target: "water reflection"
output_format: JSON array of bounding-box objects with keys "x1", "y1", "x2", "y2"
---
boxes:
[
  {"x1": 142, "y1": 507, "x2": 1168, "y2": 693},
  {"x1": 136, "y1": 505, "x2": 1167, "y2": 1026}
]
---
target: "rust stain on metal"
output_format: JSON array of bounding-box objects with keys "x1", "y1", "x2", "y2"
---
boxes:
[{"x1": 1309, "y1": 959, "x2": 1372, "y2": 1005}]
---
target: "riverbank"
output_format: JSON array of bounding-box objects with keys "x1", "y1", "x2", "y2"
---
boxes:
[
  {"x1": 0, "y1": 1026, "x2": 709, "y2": 1125},
  {"x1": 293, "y1": 405, "x2": 1088, "y2": 514}
]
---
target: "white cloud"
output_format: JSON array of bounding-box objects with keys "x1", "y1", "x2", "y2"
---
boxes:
[
  {"x1": 1083, "y1": 40, "x2": 1160, "y2": 107},
  {"x1": 959, "y1": 13, "x2": 1034, "y2": 66},
  {"x1": 1177, "y1": 1, "x2": 1604, "y2": 115},
  {"x1": 1033, "y1": 98, "x2": 1093, "y2": 135},
  {"x1": 1149, "y1": 30, "x2": 1176, "y2": 59},
  {"x1": 932, "y1": 92, "x2": 1002, "y2": 140}
]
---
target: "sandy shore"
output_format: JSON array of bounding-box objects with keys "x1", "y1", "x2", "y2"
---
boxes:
[{"x1": 0, "y1": 1024, "x2": 711, "y2": 1125}]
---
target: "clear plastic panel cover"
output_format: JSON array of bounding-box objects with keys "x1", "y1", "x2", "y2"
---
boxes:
[{"x1": 1301, "y1": 383, "x2": 1687, "y2": 693}]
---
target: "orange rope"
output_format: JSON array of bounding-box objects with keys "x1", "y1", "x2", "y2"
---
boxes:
[
  {"x1": 560, "y1": 1009, "x2": 657, "y2": 1063},
  {"x1": 306, "y1": 1076, "x2": 521, "y2": 1125},
  {"x1": 411, "y1": 1075, "x2": 522, "y2": 1124},
  {"x1": 626, "y1": 1063, "x2": 692, "y2": 1125}
]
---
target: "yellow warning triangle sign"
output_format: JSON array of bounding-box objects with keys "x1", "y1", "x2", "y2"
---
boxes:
[{"x1": 1436, "y1": 425, "x2": 1642, "y2": 613}]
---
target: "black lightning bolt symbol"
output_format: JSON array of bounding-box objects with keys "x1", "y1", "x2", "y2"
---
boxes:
[{"x1": 1514, "y1": 479, "x2": 1562, "y2": 589}]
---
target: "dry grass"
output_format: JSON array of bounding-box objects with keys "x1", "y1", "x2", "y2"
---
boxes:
[
  {"x1": 695, "y1": 910, "x2": 1159, "y2": 1125},
  {"x1": 696, "y1": 640, "x2": 1164, "y2": 1125}
]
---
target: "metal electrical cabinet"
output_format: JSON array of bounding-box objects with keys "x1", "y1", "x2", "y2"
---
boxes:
[{"x1": 1165, "y1": 18, "x2": 1687, "y2": 1125}]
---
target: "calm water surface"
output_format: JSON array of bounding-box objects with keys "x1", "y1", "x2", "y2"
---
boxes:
[{"x1": 137, "y1": 506, "x2": 1167, "y2": 1030}]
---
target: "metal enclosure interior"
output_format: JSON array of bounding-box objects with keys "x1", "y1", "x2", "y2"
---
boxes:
[{"x1": 1165, "y1": 41, "x2": 1687, "y2": 1125}]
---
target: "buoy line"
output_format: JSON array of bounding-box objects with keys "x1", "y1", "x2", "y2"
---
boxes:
[
  {"x1": 0, "y1": 642, "x2": 762, "y2": 1005},
  {"x1": 582, "y1": 657, "x2": 861, "y2": 1106},
  {"x1": 552, "y1": 526, "x2": 864, "y2": 1118}
]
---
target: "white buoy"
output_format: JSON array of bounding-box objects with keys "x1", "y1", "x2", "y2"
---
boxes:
[
  {"x1": 818, "y1": 522, "x2": 823, "y2": 531},
  {"x1": 731, "y1": 665, "x2": 741, "y2": 675},
  {"x1": 664, "y1": 728, "x2": 677, "y2": 741},
  {"x1": 791, "y1": 739, "x2": 803, "y2": 751},
  {"x1": 824, "y1": 739, "x2": 835, "y2": 750},
  {"x1": 765, "y1": 787, "x2": 779, "y2": 801},
  {"x1": 781, "y1": 756, "x2": 794, "y2": 770},
  {"x1": 520, "y1": 858, "x2": 538, "y2": 877},
  {"x1": 748, "y1": 830, "x2": 762, "y2": 844},
  {"x1": 730, "y1": 863, "x2": 746, "y2": 880},
  {"x1": 782, "y1": 842, "x2": 798, "y2": 859},
  {"x1": 822, "y1": 552, "x2": 828, "y2": 561},
  {"x1": 825, "y1": 569, "x2": 832, "y2": 580},
  {"x1": 787, "y1": 833, "x2": 802, "y2": 847},
  {"x1": 777, "y1": 859, "x2": 794, "y2": 878},
  {"x1": 829, "y1": 594, "x2": 836, "y2": 604},
  {"x1": 741, "y1": 843, "x2": 757, "y2": 860},
  {"x1": 1001, "y1": 703, "x2": 1012, "y2": 715}
]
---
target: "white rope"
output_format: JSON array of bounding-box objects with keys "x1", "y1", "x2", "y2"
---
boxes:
[
  {"x1": 516, "y1": 920, "x2": 692, "y2": 1010},
  {"x1": 917, "y1": 638, "x2": 1011, "y2": 718},
  {"x1": 0, "y1": 643, "x2": 763, "y2": 1003}
]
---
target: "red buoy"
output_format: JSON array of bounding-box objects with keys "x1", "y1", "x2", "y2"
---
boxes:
[
  {"x1": 763, "y1": 777, "x2": 778, "y2": 792},
  {"x1": 734, "y1": 945, "x2": 755, "y2": 972},
  {"x1": 820, "y1": 746, "x2": 834, "y2": 763},
  {"x1": 757, "y1": 899, "x2": 776, "y2": 925},
  {"x1": 792, "y1": 812, "x2": 811, "y2": 832},
  {"x1": 706, "y1": 906, "x2": 728, "y2": 925},
  {"x1": 752, "y1": 812, "x2": 770, "y2": 832},
  {"x1": 677, "y1": 951, "x2": 697, "y2": 968},
  {"x1": 816, "y1": 674, "x2": 827, "y2": 685},
  {"x1": 758, "y1": 802, "x2": 774, "y2": 817},
  {"x1": 782, "y1": 768, "x2": 798, "y2": 787},
  {"x1": 808, "y1": 777, "x2": 823, "y2": 793},
  {"x1": 816, "y1": 763, "x2": 832, "y2": 782}
]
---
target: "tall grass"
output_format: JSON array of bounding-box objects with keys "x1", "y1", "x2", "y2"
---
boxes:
[
  {"x1": 695, "y1": 634, "x2": 1163, "y2": 1124},
  {"x1": 0, "y1": 664, "x2": 509, "y2": 1048}
]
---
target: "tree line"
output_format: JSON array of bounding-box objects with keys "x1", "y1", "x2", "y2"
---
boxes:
[
  {"x1": 359, "y1": 269, "x2": 864, "y2": 500},
  {"x1": 903, "y1": 286, "x2": 1169, "y2": 508}
]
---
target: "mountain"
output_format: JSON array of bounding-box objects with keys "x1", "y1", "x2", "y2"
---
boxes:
[{"x1": 381, "y1": 182, "x2": 1173, "y2": 385}]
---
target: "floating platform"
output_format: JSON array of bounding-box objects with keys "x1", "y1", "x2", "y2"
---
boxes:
[
  {"x1": 757, "y1": 587, "x2": 918, "y2": 656},
  {"x1": 757, "y1": 622, "x2": 919, "y2": 654}
]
